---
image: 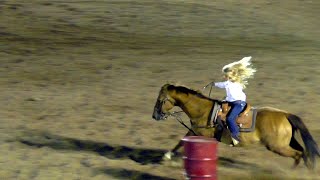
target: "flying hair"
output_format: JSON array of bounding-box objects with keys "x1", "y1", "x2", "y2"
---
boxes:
[{"x1": 222, "y1": 56, "x2": 256, "y2": 88}]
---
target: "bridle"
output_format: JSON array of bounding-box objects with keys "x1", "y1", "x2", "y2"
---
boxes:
[
  {"x1": 155, "y1": 97, "x2": 171, "y2": 119},
  {"x1": 158, "y1": 94, "x2": 217, "y2": 136},
  {"x1": 155, "y1": 83, "x2": 219, "y2": 136},
  {"x1": 156, "y1": 97, "x2": 197, "y2": 135}
]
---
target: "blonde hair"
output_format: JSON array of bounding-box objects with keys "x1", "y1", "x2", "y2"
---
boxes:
[{"x1": 222, "y1": 56, "x2": 256, "y2": 88}]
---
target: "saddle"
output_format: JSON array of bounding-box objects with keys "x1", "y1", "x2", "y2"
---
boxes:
[{"x1": 216, "y1": 102, "x2": 257, "y2": 131}]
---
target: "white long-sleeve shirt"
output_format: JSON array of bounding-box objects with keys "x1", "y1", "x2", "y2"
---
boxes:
[{"x1": 214, "y1": 81, "x2": 246, "y2": 102}]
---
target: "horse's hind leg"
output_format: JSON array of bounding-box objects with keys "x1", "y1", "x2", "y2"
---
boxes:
[
  {"x1": 267, "y1": 144, "x2": 303, "y2": 169},
  {"x1": 290, "y1": 137, "x2": 307, "y2": 168}
]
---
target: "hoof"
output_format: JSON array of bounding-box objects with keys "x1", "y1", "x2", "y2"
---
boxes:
[{"x1": 163, "y1": 151, "x2": 174, "y2": 161}]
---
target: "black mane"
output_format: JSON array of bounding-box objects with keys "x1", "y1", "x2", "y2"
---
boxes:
[{"x1": 167, "y1": 84, "x2": 219, "y2": 102}]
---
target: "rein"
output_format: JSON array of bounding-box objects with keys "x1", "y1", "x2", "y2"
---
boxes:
[
  {"x1": 203, "y1": 81, "x2": 214, "y2": 98},
  {"x1": 167, "y1": 110, "x2": 216, "y2": 136},
  {"x1": 166, "y1": 111, "x2": 198, "y2": 136}
]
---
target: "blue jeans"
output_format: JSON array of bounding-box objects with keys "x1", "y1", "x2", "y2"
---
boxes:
[{"x1": 226, "y1": 100, "x2": 246, "y2": 139}]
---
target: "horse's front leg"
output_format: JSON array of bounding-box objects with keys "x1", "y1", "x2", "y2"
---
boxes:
[{"x1": 163, "y1": 130, "x2": 194, "y2": 160}]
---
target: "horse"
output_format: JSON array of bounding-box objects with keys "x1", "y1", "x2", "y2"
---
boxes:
[{"x1": 152, "y1": 83, "x2": 320, "y2": 169}]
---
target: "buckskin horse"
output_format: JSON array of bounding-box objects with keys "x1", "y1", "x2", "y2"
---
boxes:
[{"x1": 152, "y1": 83, "x2": 320, "y2": 169}]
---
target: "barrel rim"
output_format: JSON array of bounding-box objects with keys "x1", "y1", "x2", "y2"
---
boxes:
[
  {"x1": 182, "y1": 136, "x2": 218, "y2": 143},
  {"x1": 182, "y1": 156, "x2": 218, "y2": 161}
]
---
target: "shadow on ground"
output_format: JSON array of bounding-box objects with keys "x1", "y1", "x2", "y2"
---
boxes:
[
  {"x1": 16, "y1": 130, "x2": 274, "y2": 174},
  {"x1": 97, "y1": 167, "x2": 176, "y2": 180},
  {"x1": 17, "y1": 130, "x2": 166, "y2": 165}
]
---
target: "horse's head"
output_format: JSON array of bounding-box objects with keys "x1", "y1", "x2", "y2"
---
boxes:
[{"x1": 152, "y1": 84, "x2": 176, "y2": 121}]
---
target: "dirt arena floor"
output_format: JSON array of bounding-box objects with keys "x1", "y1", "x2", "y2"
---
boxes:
[{"x1": 0, "y1": 0, "x2": 320, "y2": 179}]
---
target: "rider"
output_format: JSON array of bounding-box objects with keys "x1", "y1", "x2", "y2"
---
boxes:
[{"x1": 212, "y1": 56, "x2": 256, "y2": 146}]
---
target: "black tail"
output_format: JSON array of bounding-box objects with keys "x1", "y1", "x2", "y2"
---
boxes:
[{"x1": 287, "y1": 114, "x2": 320, "y2": 169}]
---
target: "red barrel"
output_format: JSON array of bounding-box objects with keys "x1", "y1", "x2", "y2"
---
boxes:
[{"x1": 182, "y1": 136, "x2": 218, "y2": 180}]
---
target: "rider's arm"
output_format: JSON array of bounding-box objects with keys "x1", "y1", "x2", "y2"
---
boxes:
[{"x1": 213, "y1": 81, "x2": 228, "y2": 89}]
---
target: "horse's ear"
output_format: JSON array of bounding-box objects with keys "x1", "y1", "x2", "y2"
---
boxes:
[
  {"x1": 162, "y1": 83, "x2": 170, "y2": 88},
  {"x1": 161, "y1": 83, "x2": 174, "y2": 92},
  {"x1": 163, "y1": 81, "x2": 175, "y2": 87},
  {"x1": 167, "y1": 84, "x2": 175, "y2": 91},
  {"x1": 167, "y1": 81, "x2": 178, "y2": 86}
]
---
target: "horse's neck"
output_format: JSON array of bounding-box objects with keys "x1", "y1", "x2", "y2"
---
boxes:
[{"x1": 172, "y1": 92, "x2": 212, "y2": 119}]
